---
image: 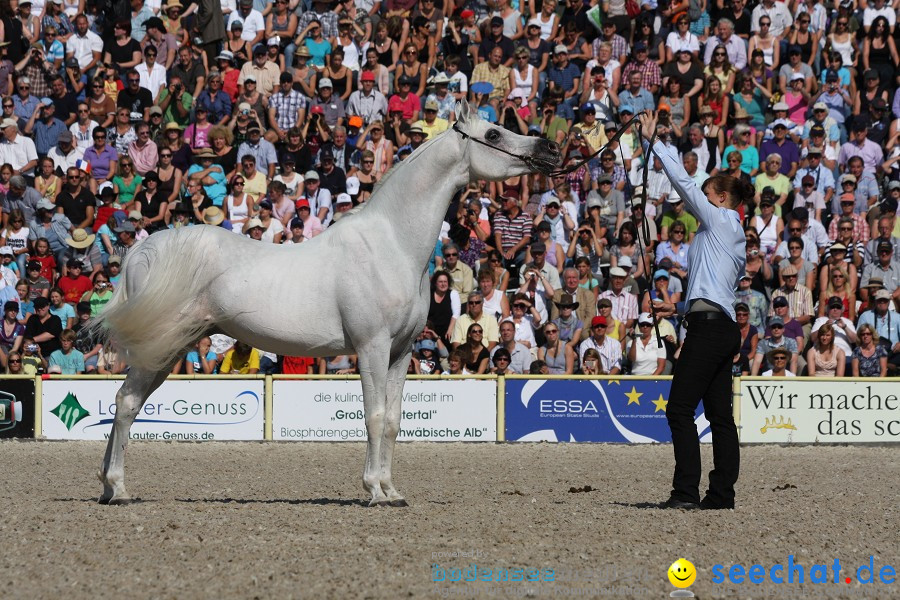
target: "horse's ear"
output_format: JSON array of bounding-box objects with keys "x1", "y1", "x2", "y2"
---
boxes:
[{"x1": 456, "y1": 99, "x2": 470, "y2": 123}]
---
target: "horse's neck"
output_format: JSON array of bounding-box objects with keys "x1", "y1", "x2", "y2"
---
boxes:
[{"x1": 369, "y1": 131, "x2": 469, "y2": 264}]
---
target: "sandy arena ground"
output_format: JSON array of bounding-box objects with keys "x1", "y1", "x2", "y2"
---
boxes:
[{"x1": 1, "y1": 441, "x2": 897, "y2": 600}]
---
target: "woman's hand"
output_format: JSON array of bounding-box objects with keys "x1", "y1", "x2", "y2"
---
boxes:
[{"x1": 637, "y1": 111, "x2": 658, "y2": 141}]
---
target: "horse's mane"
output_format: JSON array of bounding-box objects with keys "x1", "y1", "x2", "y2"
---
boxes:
[{"x1": 337, "y1": 117, "x2": 469, "y2": 223}]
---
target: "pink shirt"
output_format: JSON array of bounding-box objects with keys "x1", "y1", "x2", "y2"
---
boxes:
[
  {"x1": 784, "y1": 91, "x2": 808, "y2": 126},
  {"x1": 126, "y1": 140, "x2": 158, "y2": 175},
  {"x1": 301, "y1": 214, "x2": 324, "y2": 237}
]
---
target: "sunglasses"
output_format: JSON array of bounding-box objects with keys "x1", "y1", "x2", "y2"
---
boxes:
[
  {"x1": 789, "y1": 228, "x2": 802, "y2": 232},
  {"x1": 444, "y1": 252, "x2": 458, "y2": 257},
  {"x1": 467, "y1": 300, "x2": 482, "y2": 304},
  {"x1": 771, "y1": 324, "x2": 785, "y2": 329},
  {"x1": 471, "y1": 329, "x2": 483, "y2": 334},
  {"x1": 772, "y1": 356, "x2": 787, "y2": 361},
  {"x1": 495, "y1": 356, "x2": 510, "y2": 362},
  {"x1": 592, "y1": 324, "x2": 606, "y2": 329},
  {"x1": 513, "y1": 303, "x2": 529, "y2": 309}
]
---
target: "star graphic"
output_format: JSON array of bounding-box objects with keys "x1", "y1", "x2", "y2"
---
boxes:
[
  {"x1": 652, "y1": 394, "x2": 668, "y2": 413},
  {"x1": 625, "y1": 386, "x2": 642, "y2": 406},
  {"x1": 607, "y1": 379, "x2": 621, "y2": 385}
]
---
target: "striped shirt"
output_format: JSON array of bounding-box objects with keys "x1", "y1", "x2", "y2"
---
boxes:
[
  {"x1": 268, "y1": 90, "x2": 308, "y2": 131},
  {"x1": 578, "y1": 335, "x2": 622, "y2": 373},
  {"x1": 493, "y1": 210, "x2": 532, "y2": 251},
  {"x1": 827, "y1": 213, "x2": 870, "y2": 244},
  {"x1": 769, "y1": 285, "x2": 813, "y2": 320},
  {"x1": 597, "y1": 289, "x2": 639, "y2": 324}
]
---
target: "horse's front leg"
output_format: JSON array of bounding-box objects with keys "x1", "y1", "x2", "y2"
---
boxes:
[
  {"x1": 357, "y1": 342, "x2": 391, "y2": 506},
  {"x1": 379, "y1": 352, "x2": 411, "y2": 506}
]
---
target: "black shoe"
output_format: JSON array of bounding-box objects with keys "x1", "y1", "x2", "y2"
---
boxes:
[
  {"x1": 700, "y1": 497, "x2": 734, "y2": 510},
  {"x1": 660, "y1": 498, "x2": 700, "y2": 510}
]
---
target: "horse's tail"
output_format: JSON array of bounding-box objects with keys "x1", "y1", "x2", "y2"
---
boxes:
[{"x1": 89, "y1": 228, "x2": 224, "y2": 372}]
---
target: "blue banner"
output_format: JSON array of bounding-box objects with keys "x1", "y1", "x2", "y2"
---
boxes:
[{"x1": 504, "y1": 378, "x2": 710, "y2": 443}]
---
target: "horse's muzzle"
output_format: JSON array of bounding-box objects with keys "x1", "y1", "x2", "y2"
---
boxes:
[{"x1": 530, "y1": 139, "x2": 562, "y2": 174}]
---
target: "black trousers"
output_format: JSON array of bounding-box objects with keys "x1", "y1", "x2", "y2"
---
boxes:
[{"x1": 666, "y1": 316, "x2": 741, "y2": 506}]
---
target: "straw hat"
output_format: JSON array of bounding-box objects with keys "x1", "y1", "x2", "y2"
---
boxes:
[
  {"x1": 202, "y1": 206, "x2": 225, "y2": 226},
  {"x1": 163, "y1": 0, "x2": 183, "y2": 11},
  {"x1": 66, "y1": 228, "x2": 96, "y2": 249}
]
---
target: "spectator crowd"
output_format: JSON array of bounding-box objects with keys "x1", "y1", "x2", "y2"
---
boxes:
[{"x1": 0, "y1": 0, "x2": 896, "y2": 378}]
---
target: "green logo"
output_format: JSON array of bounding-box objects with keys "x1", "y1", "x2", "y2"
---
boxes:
[{"x1": 50, "y1": 392, "x2": 90, "y2": 431}]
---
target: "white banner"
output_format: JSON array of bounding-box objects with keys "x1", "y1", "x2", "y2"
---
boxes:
[
  {"x1": 42, "y1": 379, "x2": 265, "y2": 441},
  {"x1": 740, "y1": 379, "x2": 900, "y2": 443},
  {"x1": 272, "y1": 379, "x2": 496, "y2": 441}
]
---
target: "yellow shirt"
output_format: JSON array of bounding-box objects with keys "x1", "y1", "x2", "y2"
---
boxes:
[
  {"x1": 221, "y1": 348, "x2": 260, "y2": 374},
  {"x1": 243, "y1": 170, "x2": 268, "y2": 202},
  {"x1": 414, "y1": 117, "x2": 450, "y2": 140}
]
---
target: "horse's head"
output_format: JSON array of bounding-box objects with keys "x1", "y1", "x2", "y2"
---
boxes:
[{"x1": 453, "y1": 100, "x2": 561, "y2": 180}]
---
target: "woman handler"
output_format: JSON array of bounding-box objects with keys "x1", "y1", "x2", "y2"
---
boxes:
[{"x1": 637, "y1": 112, "x2": 750, "y2": 510}]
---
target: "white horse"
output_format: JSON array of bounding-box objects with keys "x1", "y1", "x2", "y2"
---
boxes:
[{"x1": 94, "y1": 100, "x2": 560, "y2": 506}]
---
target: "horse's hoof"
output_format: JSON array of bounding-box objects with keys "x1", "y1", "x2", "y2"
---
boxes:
[
  {"x1": 369, "y1": 499, "x2": 391, "y2": 507},
  {"x1": 98, "y1": 495, "x2": 111, "y2": 505},
  {"x1": 107, "y1": 496, "x2": 133, "y2": 506},
  {"x1": 388, "y1": 499, "x2": 409, "y2": 507}
]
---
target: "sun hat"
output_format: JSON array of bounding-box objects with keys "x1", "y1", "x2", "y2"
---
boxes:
[
  {"x1": 203, "y1": 207, "x2": 225, "y2": 226},
  {"x1": 65, "y1": 228, "x2": 96, "y2": 248}
]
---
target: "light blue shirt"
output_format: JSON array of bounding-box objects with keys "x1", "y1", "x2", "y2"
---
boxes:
[
  {"x1": 50, "y1": 302, "x2": 76, "y2": 325},
  {"x1": 48, "y1": 348, "x2": 85, "y2": 374},
  {"x1": 646, "y1": 140, "x2": 745, "y2": 320},
  {"x1": 793, "y1": 165, "x2": 835, "y2": 198},
  {"x1": 857, "y1": 309, "x2": 900, "y2": 345}
]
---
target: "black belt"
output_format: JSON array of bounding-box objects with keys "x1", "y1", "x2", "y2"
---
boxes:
[{"x1": 685, "y1": 311, "x2": 730, "y2": 323}]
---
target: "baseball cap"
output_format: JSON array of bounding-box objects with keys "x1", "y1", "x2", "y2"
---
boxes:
[
  {"x1": 591, "y1": 315, "x2": 607, "y2": 327},
  {"x1": 304, "y1": 170, "x2": 319, "y2": 180},
  {"x1": 653, "y1": 269, "x2": 669, "y2": 280},
  {"x1": 772, "y1": 296, "x2": 789, "y2": 308},
  {"x1": 769, "y1": 315, "x2": 785, "y2": 327},
  {"x1": 608, "y1": 267, "x2": 627, "y2": 278},
  {"x1": 490, "y1": 15, "x2": 503, "y2": 26},
  {"x1": 554, "y1": 44, "x2": 568, "y2": 54},
  {"x1": 424, "y1": 98, "x2": 439, "y2": 111},
  {"x1": 772, "y1": 102, "x2": 789, "y2": 112},
  {"x1": 359, "y1": 70, "x2": 375, "y2": 82},
  {"x1": 318, "y1": 77, "x2": 333, "y2": 88},
  {"x1": 826, "y1": 296, "x2": 844, "y2": 309},
  {"x1": 637, "y1": 312, "x2": 653, "y2": 325},
  {"x1": 874, "y1": 289, "x2": 892, "y2": 301}
]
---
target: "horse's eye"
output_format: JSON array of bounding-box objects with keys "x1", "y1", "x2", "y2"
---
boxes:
[{"x1": 485, "y1": 129, "x2": 501, "y2": 142}]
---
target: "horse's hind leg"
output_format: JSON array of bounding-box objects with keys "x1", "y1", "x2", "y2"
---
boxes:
[
  {"x1": 98, "y1": 367, "x2": 170, "y2": 505},
  {"x1": 379, "y1": 352, "x2": 411, "y2": 506}
]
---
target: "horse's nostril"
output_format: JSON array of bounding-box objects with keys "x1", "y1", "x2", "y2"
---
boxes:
[{"x1": 542, "y1": 140, "x2": 560, "y2": 155}]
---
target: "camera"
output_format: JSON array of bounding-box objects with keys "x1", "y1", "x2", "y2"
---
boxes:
[
  {"x1": 584, "y1": 360, "x2": 596, "y2": 369},
  {"x1": 466, "y1": 209, "x2": 476, "y2": 217},
  {"x1": 241, "y1": 108, "x2": 250, "y2": 116},
  {"x1": 26, "y1": 344, "x2": 38, "y2": 352},
  {"x1": 174, "y1": 83, "x2": 183, "y2": 91}
]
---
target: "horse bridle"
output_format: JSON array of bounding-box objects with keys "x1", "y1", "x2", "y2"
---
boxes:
[{"x1": 453, "y1": 113, "x2": 664, "y2": 348}]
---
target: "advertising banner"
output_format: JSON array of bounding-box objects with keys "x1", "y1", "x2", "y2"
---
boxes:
[
  {"x1": 0, "y1": 378, "x2": 36, "y2": 438},
  {"x1": 504, "y1": 378, "x2": 711, "y2": 443},
  {"x1": 42, "y1": 379, "x2": 265, "y2": 441},
  {"x1": 740, "y1": 379, "x2": 900, "y2": 443},
  {"x1": 272, "y1": 379, "x2": 496, "y2": 441}
]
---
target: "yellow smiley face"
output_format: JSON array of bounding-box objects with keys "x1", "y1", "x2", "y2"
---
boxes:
[{"x1": 668, "y1": 558, "x2": 696, "y2": 588}]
